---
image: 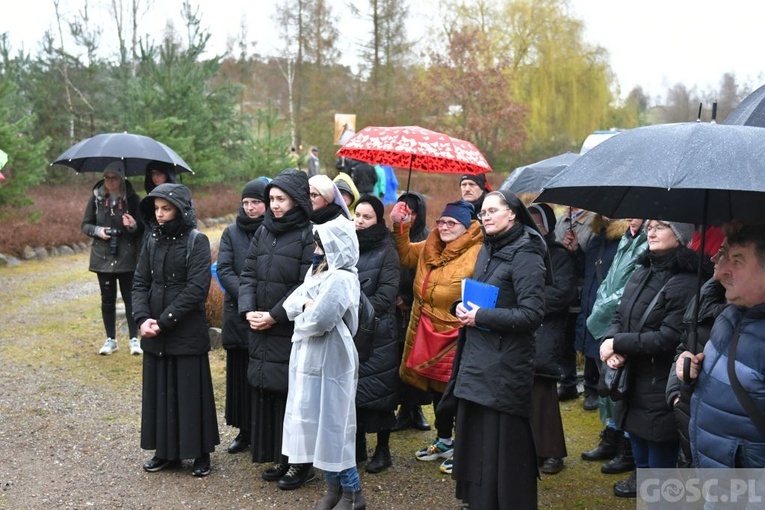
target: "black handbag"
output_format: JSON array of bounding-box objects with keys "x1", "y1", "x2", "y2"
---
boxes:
[{"x1": 597, "y1": 277, "x2": 673, "y2": 401}]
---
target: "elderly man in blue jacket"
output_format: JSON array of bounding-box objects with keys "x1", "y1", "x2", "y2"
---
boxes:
[{"x1": 678, "y1": 223, "x2": 765, "y2": 468}]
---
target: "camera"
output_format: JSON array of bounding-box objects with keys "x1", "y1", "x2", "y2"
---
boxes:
[{"x1": 104, "y1": 228, "x2": 121, "y2": 256}]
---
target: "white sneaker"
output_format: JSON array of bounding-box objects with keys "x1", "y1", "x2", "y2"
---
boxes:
[
  {"x1": 129, "y1": 337, "x2": 143, "y2": 355},
  {"x1": 99, "y1": 338, "x2": 118, "y2": 355}
]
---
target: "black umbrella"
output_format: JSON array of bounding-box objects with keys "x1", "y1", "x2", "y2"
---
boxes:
[
  {"x1": 723, "y1": 83, "x2": 765, "y2": 127},
  {"x1": 51, "y1": 132, "x2": 193, "y2": 176},
  {"x1": 536, "y1": 121, "x2": 765, "y2": 379},
  {"x1": 536, "y1": 122, "x2": 765, "y2": 226},
  {"x1": 499, "y1": 152, "x2": 579, "y2": 195}
]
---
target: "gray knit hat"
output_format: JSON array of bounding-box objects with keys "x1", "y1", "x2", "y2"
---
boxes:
[{"x1": 663, "y1": 221, "x2": 695, "y2": 246}]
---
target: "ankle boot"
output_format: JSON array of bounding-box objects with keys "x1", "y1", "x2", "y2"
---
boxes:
[
  {"x1": 581, "y1": 427, "x2": 621, "y2": 461},
  {"x1": 312, "y1": 482, "x2": 343, "y2": 510},
  {"x1": 410, "y1": 405, "x2": 432, "y2": 431},
  {"x1": 277, "y1": 463, "x2": 316, "y2": 490},
  {"x1": 331, "y1": 489, "x2": 366, "y2": 510},
  {"x1": 613, "y1": 470, "x2": 637, "y2": 498},
  {"x1": 365, "y1": 444, "x2": 392, "y2": 473},
  {"x1": 391, "y1": 405, "x2": 413, "y2": 432},
  {"x1": 602, "y1": 436, "x2": 635, "y2": 474}
]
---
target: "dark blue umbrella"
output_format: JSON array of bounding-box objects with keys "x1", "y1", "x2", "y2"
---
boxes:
[
  {"x1": 723, "y1": 83, "x2": 765, "y2": 127},
  {"x1": 51, "y1": 132, "x2": 193, "y2": 176},
  {"x1": 499, "y1": 152, "x2": 579, "y2": 195}
]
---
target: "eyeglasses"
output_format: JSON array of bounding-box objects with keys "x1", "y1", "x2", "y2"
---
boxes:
[
  {"x1": 436, "y1": 219, "x2": 461, "y2": 229},
  {"x1": 242, "y1": 199, "x2": 263, "y2": 208},
  {"x1": 477, "y1": 208, "x2": 510, "y2": 220},
  {"x1": 645, "y1": 223, "x2": 670, "y2": 234},
  {"x1": 309, "y1": 192, "x2": 322, "y2": 200}
]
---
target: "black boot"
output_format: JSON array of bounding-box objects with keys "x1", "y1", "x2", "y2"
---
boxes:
[
  {"x1": 601, "y1": 435, "x2": 635, "y2": 474},
  {"x1": 391, "y1": 405, "x2": 413, "y2": 432},
  {"x1": 581, "y1": 427, "x2": 621, "y2": 461},
  {"x1": 262, "y1": 462, "x2": 289, "y2": 482},
  {"x1": 366, "y1": 444, "x2": 392, "y2": 473},
  {"x1": 332, "y1": 489, "x2": 367, "y2": 510},
  {"x1": 278, "y1": 463, "x2": 316, "y2": 490},
  {"x1": 613, "y1": 471, "x2": 637, "y2": 498},
  {"x1": 227, "y1": 430, "x2": 250, "y2": 454},
  {"x1": 410, "y1": 406, "x2": 432, "y2": 431},
  {"x1": 312, "y1": 482, "x2": 343, "y2": 510}
]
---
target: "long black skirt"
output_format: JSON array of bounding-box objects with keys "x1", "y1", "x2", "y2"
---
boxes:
[
  {"x1": 453, "y1": 399, "x2": 538, "y2": 510},
  {"x1": 530, "y1": 376, "x2": 567, "y2": 459},
  {"x1": 357, "y1": 408, "x2": 395, "y2": 434},
  {"x1": 140, "y1": 352, "x2": 220, "y2": 460},
  {"x1": 250, "y1": 388, "x2": 287, "y2": 464},
  {"x1": 225, "y1": 347, "x2": 251, "y2": 431}
]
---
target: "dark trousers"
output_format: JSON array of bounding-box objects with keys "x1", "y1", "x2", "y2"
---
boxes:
[
  {"x1": 559, "y1": 312, "x2": 579, "y2": 389},
  {"x1": 97, "y1": 271, "x2": 137, "y2": 338},
  {"x1": 431, "y1": 390, "x2": 454, "y2": 439},
  {"x1": 583, "y1": 356, "x2": 601, "y2": 396}
]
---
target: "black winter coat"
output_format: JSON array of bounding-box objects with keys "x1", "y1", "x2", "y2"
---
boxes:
[
  {"x1": 239, "y1": 169, "x2": 314, "y2": 394},
  {"x1": 356, "y1": 226, "x2": 400, "y2": 411},
  {"x1": 81, "y1": 179, "x2": 143, "y2": 273},
  {"x1": 535, "y1": 240, "x2": 578, "y2": 378},
  {"x1": 454, "y1": 223, "x2": 547, "y2": 417},
  {"x1": 606, "y1": 246, "x2": 698, "y2": 443},
  {"x1": 217, "y1": 208, "x2": 262, "y2": 350},
  {"x1": 132, "y1": 184, "x2": 211, "y2": 356}
]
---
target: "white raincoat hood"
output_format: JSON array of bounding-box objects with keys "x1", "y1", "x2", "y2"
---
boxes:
[{"x1": 314, "y1": 216, "x2": 359, "y2": 271}]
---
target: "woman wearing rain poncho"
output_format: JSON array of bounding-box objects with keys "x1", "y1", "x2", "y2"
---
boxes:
[{"x1": 282, "y1": 216, "x2": 367, "y2": 510}]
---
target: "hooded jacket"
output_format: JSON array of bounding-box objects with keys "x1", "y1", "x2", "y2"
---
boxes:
[
  {"x1": 143, "y1": 167, "x2": 177, "y2": 194},
  {"x1": 282, "y1": 216, "x2": 360, "y2": 472},
  {"x1": 81, "y1": 178, "x2": 143, "y2": 273},
  {"x1": 394, "y1": 219, "x2": 484, "y2": 393},
  {"x1": 132, "y1": 184, "x2": 212, "y2": 356},
  {"x1": 606, "y1": 246, "x2": 699, "y2": 442},
  {"x1": 238, "y1": 169, "x2": 315, "y2": 394}
]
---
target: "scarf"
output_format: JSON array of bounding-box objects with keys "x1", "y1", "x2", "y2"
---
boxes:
[
  {"x1": 356, "y1": 222, "x2": 389, "y2": 253},
  {"x1": 262, "y1": 206, "x2": 310, "y2": 235},
  {"x1": 311, "y1": 203, "x2": 343, "y2": 225},
  {"x1": 235, "y1": 206, "x2": 264, "y2": 235}
]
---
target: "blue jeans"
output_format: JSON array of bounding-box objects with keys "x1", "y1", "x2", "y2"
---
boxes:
[
  {"x1": 325, "y1": 467, "x2": 361, "y2": 492},
  {"x1": 629, "y1": 434, "x2": 679, "y2": 468}
]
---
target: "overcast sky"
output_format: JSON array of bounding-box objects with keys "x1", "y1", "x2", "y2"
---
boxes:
[{"x1": 2, "y1": 0, "x2": 763, "y2": 102}]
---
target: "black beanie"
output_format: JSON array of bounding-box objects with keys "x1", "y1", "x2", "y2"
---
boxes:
[
  {"x1": 241, "y1": 179, "x2": 267, "y2": 201},
  {"x1": 356, "y1": 194, "x2": 385, "y2": 224},
  {"x1": 460, "y1": 173, "x2": 489, "y2": 191}
]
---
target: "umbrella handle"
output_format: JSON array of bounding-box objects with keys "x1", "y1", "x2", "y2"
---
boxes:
[{"x1": 682, "y1": 357, "x2": 692, "y2": 384}]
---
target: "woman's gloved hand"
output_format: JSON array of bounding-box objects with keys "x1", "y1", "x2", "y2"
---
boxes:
[{"x1": 390, "y1": 201, "x2": 411, "y2": 224}]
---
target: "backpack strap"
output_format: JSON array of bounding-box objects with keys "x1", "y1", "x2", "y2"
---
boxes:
[{"x1": 186, "y1": 228, "x2": 200, "y2": 266}]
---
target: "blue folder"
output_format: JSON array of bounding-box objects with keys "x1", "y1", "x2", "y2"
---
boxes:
[{"x1": 462, "y1": 278, "x2": 499, "y2": 310}]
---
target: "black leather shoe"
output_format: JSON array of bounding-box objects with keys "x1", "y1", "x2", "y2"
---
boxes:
[
  {"x1": 540, "y1": 457, "x2": 564, "y2": 475},
  {"x1": 391, "y1": 408, "x2": 413, "y2": 432},
  {"x1": 557, "y1": 385, "x2": 579, "y2": 401},
  {"x1": 410, "y1": 406, "x2": 432, "y2": 431},
  {"x1": 192, "y1": 454, "x2": 211, "y2": 477},
  {"x1": 582, "y1": 427, "x2": 621, "y2": 461},
  {"x1": 366, "y1": 445, "x2": 392, "y2": 474},
  {"x1": 582, "y1": 393, "x2": 599, "y2": 411},
  {"x1": 613, "y1": 471, "x2": 637, "y2": 498},
  {"x1": 262, "y1": 462, "x2": 290, "y2": 482},
  {"x1": 227, "y1": 431, "x2": 250, "y2": 454},
  {"x1": 278, "y1": 463, "x2": 316, "y2": 490},
  {"x1": 143, "y1": 456, "x2": 181, "y2": 473}
]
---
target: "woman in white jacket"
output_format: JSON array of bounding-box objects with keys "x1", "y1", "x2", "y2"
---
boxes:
[{"x1": 282, "y1": 215, "x2": 366, "y2": 510}]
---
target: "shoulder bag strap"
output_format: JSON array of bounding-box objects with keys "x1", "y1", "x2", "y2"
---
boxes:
[
  {"x1": 635, "y1": 276, "x2": 673, "y2": 332},
  {"x1": 727, "y1": 321, "x2": 765, "y2": 439}
]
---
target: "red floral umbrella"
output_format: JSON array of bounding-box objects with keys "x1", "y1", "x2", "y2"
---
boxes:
[{"x1": 336, "y1": 125, "x2": 491, "y2": 192}]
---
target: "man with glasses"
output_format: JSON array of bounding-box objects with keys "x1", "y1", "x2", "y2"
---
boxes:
[{"x1": 678, "y1": 223, "x2": 765, "y2": 468}]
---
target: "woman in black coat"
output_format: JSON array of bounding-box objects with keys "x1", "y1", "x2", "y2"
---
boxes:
[
  {"x1": 352, "y1": 195, "x2": 400, "y2": 474},
  {"x1": 216, "y1": 178, "x2": 268, "y2": 455},
  {"x1": 452, "y1": 190, "x2": 548, "y2": 510},
  {"x1": 600, "y1": 220, "x2": 698, "y2": 498},
  {"x1": 133, "y1": 183, "x2": 219, "y2": 477},
  {"x1": 81, "y1": 161, "x2": 143, "y2": 356},
  {"x1": 528, "y1": 204, "x2": 578, "y2": 475},
  {"x1": 238, "y1": 168, "x2": 315, "y2": 489}
]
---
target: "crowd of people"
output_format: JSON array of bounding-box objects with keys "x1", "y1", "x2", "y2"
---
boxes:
[{"x1": 80, "y1": 160, "x2": 765, "y2": 509}]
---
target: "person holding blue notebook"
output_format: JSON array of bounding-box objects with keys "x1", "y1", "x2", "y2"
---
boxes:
[{"x1": 451, "y1": 190, "x2": 549, "y2": 509}]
